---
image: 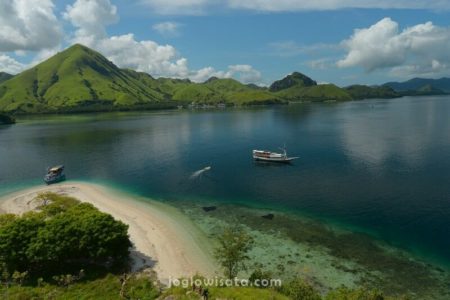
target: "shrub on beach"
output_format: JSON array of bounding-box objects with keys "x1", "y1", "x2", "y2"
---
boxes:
[{"x1": 0, "y1": 192, "x2": 131, "y2": 277}]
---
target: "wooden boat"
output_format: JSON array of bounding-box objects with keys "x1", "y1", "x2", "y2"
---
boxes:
[
  {"x1": 252, "y1": 148, "x2": 298, "y2": 163},
  {"x1": 44, "y1": 165, "x2": 66, "y2": 184}
]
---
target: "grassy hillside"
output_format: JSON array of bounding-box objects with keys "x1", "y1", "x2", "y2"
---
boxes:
[
  {"x1": 345, "y1": 85, "x2": 400, "y2": 99},
  {"x1": 0, "y1": 273, "x2": 409, "y2": 300},
  {"x1": 0, "y1": 44, "x2": 166, "y2": 113},
  {"x1": 276, "y1": 84, "x2": 352, "y2": 102},
  {"x1": 0, "y1": 44, "x2": 413, "y2": 114},
  {"x1": 270, "y1": 72, "x2": 317, "y2": 92},
  {"x1": 170, "y1": 77, "x2": 284, "y2": 105},
  {"x1": 269, "y1": 73, "x2": 352, "y2": 102}
]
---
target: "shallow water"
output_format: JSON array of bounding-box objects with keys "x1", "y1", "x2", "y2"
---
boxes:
[{"x1": 1, "y1": 96, "x2": 449, "y2": 268}]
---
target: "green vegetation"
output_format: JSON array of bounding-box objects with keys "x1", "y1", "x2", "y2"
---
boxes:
[
  {"x1": 278, "y1": 278, "x2": 322, "y2": 300},
  {"x1": 160, "y1": 276, "x2": 407, "y2": 300},
  {"x1": 268, "y1": 72, "x2": 353, "y2": 102},
  {"x1": 0, "y1": 272, "x2": 411, "y2": 300},
  {"x1": 0, "y1": 272, "x2": 161, "y2": 300},
  {"x1": 0, "y1": 113, "x2": 15, "y2": 124},
  {"x1": 3, "y1": 44, "x2": 435, "y2": 115},
  {"x1": 0, "y1": 198, "x2": 416, "y2": 299},
  {"x1": 270, "y1": 72, "x2": 317, "y2": 92},
  {"x1": 0, "y1": 192, "x2": 131, "y2": 277},
  {"x1": 276, "y1": 84, "x2": 352, "y2": 102},
  {"x1": 345, "y1": 85, "x2": 400, "y2": 99},
  {"x1": 0, "y1": 44, "x2": 166, "y2": 114},
  {"x1": 214, "y1": 226, "x2": 255, "y2": 279}
]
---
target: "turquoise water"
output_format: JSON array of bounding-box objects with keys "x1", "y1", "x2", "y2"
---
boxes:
[{"x1": 1, "y1": 96, "x2": 449, "y2": 266}]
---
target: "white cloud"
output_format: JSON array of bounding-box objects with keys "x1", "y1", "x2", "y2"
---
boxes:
[
  {"x1": 153, "y1": 22, "x2": 181, "y2": 37},
  {"x1": 63, "y1": 0, "x2": 119, "y2": 44},
  {"x1": 96, "y1": 34, "x2": 191, "y2": 78},
  {"x1": 188, "y1": 65, "x2": 262, "y2": 83},
  {"x1": 228, "y1": 0, "x2": 450, "y2": 12},
  {"x1": 63, "y1": 0, "x2": 262, "y2": 83},
  {"x1": 0, "y1": 55, "x2": 25, "y2": 74},
  {"x1": 226, "y1": 64, "x2": 262, "y2": 83},
  {"x1": 0, "y1": 0, "x2": 62, "y2": 52},
  {"x1": 337, "y1": 18, "x2": 450, "y2": 77}
]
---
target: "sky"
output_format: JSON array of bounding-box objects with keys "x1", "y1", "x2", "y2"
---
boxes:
[{"x1": 1, "y1": 0, "x2": 450, "y2": 86}]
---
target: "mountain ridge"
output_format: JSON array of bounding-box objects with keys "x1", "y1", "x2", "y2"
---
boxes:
[
  {"x1": 384, "y1": 77, "x2": 450, "y2": 93},
  {"x1": 0, "y1": 72, "x2": 13, "y2": 84},
  {"x1": 0, "y1": 44, "x2": 446, "y2": 114}
]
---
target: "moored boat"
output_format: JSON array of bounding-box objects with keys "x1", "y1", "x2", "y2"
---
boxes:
[
  {"x1": 44, "y1": 165, "x2": 66, "y2": 184},
  {"x1": 252, "y1": 148, "x2": 298, "y2": 163}
]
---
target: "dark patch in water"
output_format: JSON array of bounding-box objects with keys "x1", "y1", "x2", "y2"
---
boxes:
[
  {"x1": 202, "y1": 206, "x2": 217, "y2": 212},
  {"x1": 262, "y1": 213, "x2": 274, "y2": 220}
]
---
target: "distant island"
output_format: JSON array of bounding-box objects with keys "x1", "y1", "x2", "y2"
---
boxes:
[{"x1": 0, "y1": 44, "x2": 448, "y2": 115}]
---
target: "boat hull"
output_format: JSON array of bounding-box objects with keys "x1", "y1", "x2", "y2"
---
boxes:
[
  {"x1": 44, "y1": 174, "x2": 66, "y2": 185},
  {"x1": 252, "y1": 149, "x2": 298, "y2": 163},
  {"x1": 253, "y1": 156, "x2": 296, "y2": 163}
]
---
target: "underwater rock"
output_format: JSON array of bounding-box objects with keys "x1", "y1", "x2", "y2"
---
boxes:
[
  {"x1": 202, "y1": 206, "x2": 217, "y2": 212},
  {"x1": 262, "y1": 213, "x2": 274, "y2": 220}
]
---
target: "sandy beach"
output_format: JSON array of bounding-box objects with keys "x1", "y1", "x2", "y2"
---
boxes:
[{"x1": 0, "y1": 182, "x2": 218, "y2": 282}]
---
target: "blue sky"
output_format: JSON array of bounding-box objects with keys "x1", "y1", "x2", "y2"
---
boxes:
[{"x1": 1, "y1": 0, "x2": 450, "y2": 86}]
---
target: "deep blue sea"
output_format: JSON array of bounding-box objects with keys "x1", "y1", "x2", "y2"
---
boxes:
[{"x1": 1, "y1": 96, "x2": 449, "y2": 265}]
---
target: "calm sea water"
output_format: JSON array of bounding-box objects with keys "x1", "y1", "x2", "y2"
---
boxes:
[{"x1": 1, "y1": 96, "x2": 449, "y2": 264}]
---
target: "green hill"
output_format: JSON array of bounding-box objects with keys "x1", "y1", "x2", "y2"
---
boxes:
[
  {"x1": 0, "y1": 72, "x2": 13, "y2": 84},
  {"x1": 0, "y1": 44, "x2": 166, "y2": 113},
  {"x1": 0, "y1": 44, "x2": 415, "y2": 114},
  {"x1": 269, "y1": 72, "x2": 351, "y2": 102},
  {"x1": 384, "y1": 77, "x2": 450, "y2": 93},
  {"x1": 269, "y1": 72, "x2": 317, "y2": 92},
  {"x1": 170, "y1": 77, "x2": 283, "y2": 105},
  {"x1": 345, "y1": 85, "x2": 400, "y2": 99}
]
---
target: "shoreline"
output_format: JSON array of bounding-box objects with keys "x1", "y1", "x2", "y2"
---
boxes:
[{"x1": 0, "y1": 181, "x2": 218, "y2": 282}]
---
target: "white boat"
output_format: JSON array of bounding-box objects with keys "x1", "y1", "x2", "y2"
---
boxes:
[
  {"x1": 44, "y1": 165, "x2": 66, "y2": 184},
  {"x1": 252, "y1": 148, "x2": 298, "y2": 163}
]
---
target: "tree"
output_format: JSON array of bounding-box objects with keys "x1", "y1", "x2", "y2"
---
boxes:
[
  {"x1": 279, "y1": 278, "x2": 321, "y2": 300},
  {"x1": 248, "y1": 268, "x2": 273, "y2": 288},
  {"x1": 214, "y1": 226, "x2": 254, "y2": 279},
  {"x1": 34, "y1": 192, "x2": 79, "y2": 216},
  {"x1": 0, "y1": 192, "x2": 132, "y2": 276},
  {"x1": 12, "y1": 271, "x2": 28, "y2": 286},
  {"x1": 27, "y1": 202, "x2": 131, "y2": 265},
  {"x1": 0, "y1": 212, "x2": 44, "y2": 272}
]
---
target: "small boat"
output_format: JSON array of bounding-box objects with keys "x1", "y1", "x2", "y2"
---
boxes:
[
  {"x1": 253, "y1": 148, "x2": 298, "y2": 163},
  {"x1": 44, "y1": 165, "x2": 66, "y2": 185}
]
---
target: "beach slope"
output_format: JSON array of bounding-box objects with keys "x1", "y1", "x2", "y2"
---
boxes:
[{"x1": 0, "y1": 182, "x2": 217, "y2": 281}]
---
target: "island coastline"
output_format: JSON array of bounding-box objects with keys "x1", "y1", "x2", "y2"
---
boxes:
[{"x1": 0, "y1": 181, "x2": 218, "y2": 283}]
